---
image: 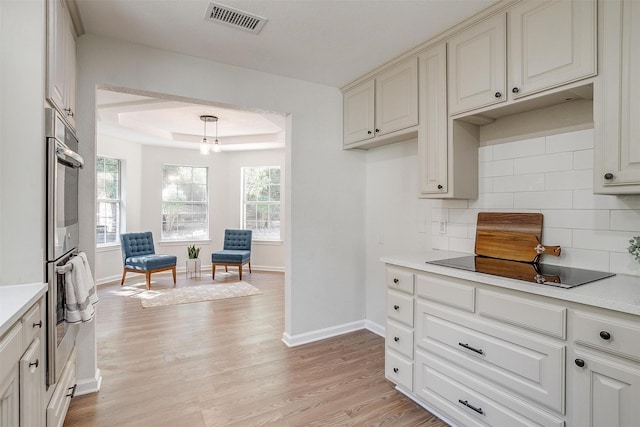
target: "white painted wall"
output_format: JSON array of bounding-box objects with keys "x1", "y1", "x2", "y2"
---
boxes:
[
  {"x1": 432, "y1": 128, "x2": 640, "y2": 276},
  {"x1": 0, "y1": 0, "x2": 46, "y2": 285},
  {"x1": 76, "y1": 34, "x2": 366, "y2": 385},
  {"x1": 364, "y1": 140, "x2": 432, "y2": 330}
]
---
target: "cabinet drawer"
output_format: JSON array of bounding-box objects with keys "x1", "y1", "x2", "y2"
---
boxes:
[
  {"x1": 22, "y1": 300, "x2": 44, "y2": 346},
  {"x1": 572, "y1": 310, "x2": 640, "y2": 362},
  {"x1": 0, "y1": 323, "x2": 23, "y2": 383},
  {"x1": 416, "y1": 301, "x2": 565, "y2": 413},
  {"x1": 386, "y1": 267, "x2": 414, "y2": 294},
  {"x1": 477, "y1": 289, "x2": 566, "y2": 339},
  {"x1": 416, "y1": 273, "x2": 475, "y2": 312},
  {"x1": 47, "y1": 347, "x2": 76, "y2": 427},
  {"x1": 386, "y1": 320, "x2": 413, "y2": 359},
  {"x1": 414, "y1": 350, "x2": 564, "y2": 427},
  {"x1": 387, "y1": 290, "x2": 413, "y2": 327},
  {"x1": 385, "y1": 349, "x2": 413, "y2": 391}
]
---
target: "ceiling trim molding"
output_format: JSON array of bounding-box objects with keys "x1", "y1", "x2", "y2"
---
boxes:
[{"x1": 66, "y1": 0, "x2": 85, "y2": 37}]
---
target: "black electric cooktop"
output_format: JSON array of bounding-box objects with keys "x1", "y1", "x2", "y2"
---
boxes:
[{"x1": 426, "y1": 256, "x2": 615, "y2": 288}]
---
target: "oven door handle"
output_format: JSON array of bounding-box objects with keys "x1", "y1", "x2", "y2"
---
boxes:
[{"x1": 56, "y1": 144, "x2": 84, "y2": 169}]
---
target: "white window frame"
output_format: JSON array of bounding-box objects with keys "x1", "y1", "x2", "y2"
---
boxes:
[
  {"x1": 96, "y1": 156, "x2": 122, "y2": 247},
  {"x1": 241, "y1": 166, "x2": 281, "y2": 242},
  {"x1": 161, "y1": 164, "x2": 209, "y2": 241}
]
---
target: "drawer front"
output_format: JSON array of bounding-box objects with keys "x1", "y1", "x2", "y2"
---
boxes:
[
  {"x1": 22, "y1": 300, "x2": 44, "y2": 345},
  {"x1": 386, "y1": 267, "x2": 414, "y2": 294},
  {"x1": 477, "y1": 289, "x2": 567, "y2": 339},
  {"x1": 416, "y1": 273, "x2": 475, "y2": 312},
  {"x1": 572, "y1": 310, "x2": 640, "y2": 362},
  {"x1": 387, "y1": 290, "x2": 414, "y2": 327},
  {"x1": 47, "y1": 348, "x2": 76, "y2": 427},
  {"x1": 385, "y1": 349, "x2": 413, "y2": 391},
  {"x1": 0, "y1": 323, "x2": 23, "y2": 382},
  {"x1": 386, "y1": 320, "x2": 413, "y2": 359},
  {"x1": 414, "y1": 350, "x2": 564, "y2": 427},
  {"x1": 416, "y1": 300, "x2": 565, "y2": 413}
]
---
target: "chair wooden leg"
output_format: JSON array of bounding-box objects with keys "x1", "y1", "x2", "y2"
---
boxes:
[
  {"x1": 212, "y1": 264, "x2": 215, "y2": 280},
  {"x1": 248, "y1": 261, "x2": 252, "y2": 274},
  {"x1": 238, "y1": 265, "x2": 242, "y2": 281},
  {"x1": 171, "y1": 267, "x2": 176, "y2": 286},
  {"x1": 121, "y1": 270, "x2": 127, "y2": 286},
  {"x1": 145, "y1": 272, "x2": 151, "y2": 290},
  {"x1": 225, "y1": 266, "x2": 228, "y2": 273}
]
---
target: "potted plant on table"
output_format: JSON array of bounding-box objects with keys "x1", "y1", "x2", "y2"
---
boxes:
[{"x1": 186, "y1": 244, "x2": 201, "y2": 277}]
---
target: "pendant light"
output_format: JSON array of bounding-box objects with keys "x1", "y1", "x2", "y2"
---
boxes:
[
  {"x1": 199, "y1": 115, "x2": 217, "y2": 155},
  {"x1": 212, "y1": 117, "x2": 221, "y2": 153}
]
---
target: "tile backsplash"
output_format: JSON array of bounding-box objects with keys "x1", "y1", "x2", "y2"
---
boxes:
[{"x1": 431, "y1": 128, "x2": 640, "y2": 276}]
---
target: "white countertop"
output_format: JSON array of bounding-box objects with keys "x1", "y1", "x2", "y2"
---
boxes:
[
  {"x1": 382, "y1": 250, "x2": 640, "y2": 316},
  {"x1": 0, "y1": 282, "x2": 47, "y2": 337}
]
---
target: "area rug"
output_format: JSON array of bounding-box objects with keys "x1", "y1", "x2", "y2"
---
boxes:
[{"x1": 138, "y1": 282, "x2": 262, "y2": 308}]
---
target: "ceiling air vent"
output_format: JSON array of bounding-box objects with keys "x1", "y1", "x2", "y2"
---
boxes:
[{"x1": 204, "y1": 2, "x2": 268, "y2": 34}]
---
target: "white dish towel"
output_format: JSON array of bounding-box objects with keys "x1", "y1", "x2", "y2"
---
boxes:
[{"x1": 64, "y1": 252, "x2": 99, "y2": 323}]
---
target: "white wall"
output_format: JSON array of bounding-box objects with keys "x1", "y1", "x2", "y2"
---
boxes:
[
  {"x1": 76, "y1": 34, "x2": 366, "y2": 385},
  {"x1": 0, "y1": 0, "x2": 46, "y2": 285},
  {"x1": 431, "y1": 128, "x2": 640, "y2": 276},
  {"x1": 364, "y1": 140, "x2": 432, "y2": 330}
]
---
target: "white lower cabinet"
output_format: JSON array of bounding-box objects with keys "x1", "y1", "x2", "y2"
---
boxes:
[
  {"x1": 384, "y1": 266, "x2": 640, "y2": 426},
  {"x1": 47, "y1": 347, "x2": 76, "y2": 427}
]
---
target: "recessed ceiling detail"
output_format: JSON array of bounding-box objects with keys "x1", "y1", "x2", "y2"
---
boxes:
[{"x1": 204, "y1": 2, "x2": 267, "y2": 34}]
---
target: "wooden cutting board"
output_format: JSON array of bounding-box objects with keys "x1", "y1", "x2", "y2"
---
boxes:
[
  {"x1": 476, "y1": 212, "x2": 543, "y2": 240},
  {"x1": 475, "y1": 230, "x2": 561, "y2": 262},
  {"x1": 475, "y1": 256, "x2": 560, "y2": 283}
]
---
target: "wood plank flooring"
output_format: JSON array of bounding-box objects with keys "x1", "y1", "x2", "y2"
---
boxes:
[{"x1": 63, "y1": 271, "x2": 448, "y2": 426}]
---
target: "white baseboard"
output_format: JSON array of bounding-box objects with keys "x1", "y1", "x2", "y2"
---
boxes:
[
  {"x1": 282, "y1": 320, "x2": 368, "y2": 347},
  {"x1": 365, "y1": 319, "x2": 385, "y2": 337},
  {"x1": 74, "y1": 369, "x2": 102, "y2": 396}
]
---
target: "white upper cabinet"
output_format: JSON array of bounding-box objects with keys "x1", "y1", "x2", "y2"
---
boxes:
[
  {"x1": 343, "y1": 58, "x2": 418, "y2": 148},
  {"x1": 447, "y1": 13, "x2": 507, "y2": 115},
  {"x1": 448, "y1": 0, "x2": 596, "y2": 116},
  {"x1": 47, "y1": 0, "x2": 76, "y2": 130},
  {"x1": 594, "y1": 0, "x2": 640, "y2": 193}
]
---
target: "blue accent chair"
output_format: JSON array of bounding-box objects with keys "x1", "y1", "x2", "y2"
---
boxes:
[
  {"x1": 120, "y1": 232, "x2": 177, "y2": 290},
  {"x1": 211, "y1": 229, "x2": 252, "y2": 280}
]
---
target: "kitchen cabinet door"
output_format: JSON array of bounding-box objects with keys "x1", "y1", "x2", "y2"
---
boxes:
[
  {"x1": 571, "y1": 348, "x2": 640, "y2": 427},
  {"x1": 20, "y1": 339, "x2": 44, "y2": 427},
  {"x1": 418, "y1": 44, "x2": 448, "y2": 195},
  {"x1": 447, "y1": 13, "x2": 506, "y2": 115},
  {"x1": 508, "y1": 0, "x2": 596, "y2": 99},
  {"x1": 0, "y1": 368, "x2": 19, "y2": 427},
  {"x1": 375, "y1": 58, "x2": 418, "y2": 137},
  {"x1": 343, "y1": 79, "x2": 375, "y2": 145},
  {"x1": 594, "y1": 0, "x2": 640, "y2": 193}
]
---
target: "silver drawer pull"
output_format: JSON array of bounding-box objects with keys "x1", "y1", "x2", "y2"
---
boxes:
[
  {"x1": 458, "y1": 342, "x2": 484, "y2": 355},
  {"x1": 458, "y1": 399, "x2": 484, "y2": 415}
]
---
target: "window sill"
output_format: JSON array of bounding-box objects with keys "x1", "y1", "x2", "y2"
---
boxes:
[
  {"x1": 159, "y1": 239, "x2": 212, "y2": 246},
  {"x1": 97, "y1": 243, "x2": 121, "y2": 253},
  {"x1": 252, "y1": 240, "x2": 283, "y2": 246}
]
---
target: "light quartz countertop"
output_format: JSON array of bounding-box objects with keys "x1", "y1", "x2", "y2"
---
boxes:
[
  {"x1": 382, "y1": 250, "x2": 640, "y2": 317},
  {"x1": 0, "y1": 282, "x2": 47, "y2": 337}
]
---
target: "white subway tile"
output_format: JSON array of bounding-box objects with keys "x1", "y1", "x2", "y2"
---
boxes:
[
  {"x1": 573, "y1": 229, "x2": 633, "y2": 253},
  {"x1": 545, "y1": 169, "x2": 593, "y2": 191},
  {"x1": 469, "y1": 193, "x2": 514, "y2": 209},
  {"x1": 610, "y1": 252, "x2": 640, "y2": 276},
  {"x1": 610, "y1": 210, "x2": 640, "y2": 232},
  {"x1": 439, "y1": 199, "x2": 470, "y2": 209},
  {"x1": 467, "y1": 223, "x2": 477, "y2": 239},
  {"x1": 514, "y1": 190, "x2": 573, "y2": 209},
  {"x1": 573, "y1": 190, "x2": 640, "y2": 210},
  {"x1": 545, "y1": 128, "x2": 594, "y2": 153},
  {"x1": 446, "y1": 222, "x2": 469, "y2": 238},
  {"x1": 479, "y1": 177, "x2": 493, "y2": 194},
  {"x1": 478, "y1": 145, "x2": 493, "y2": 162},
  {"x1": 431, "y1": 235, "x2": 449, "y2": 251},
  {"x1": 431, "y1": 208, "x2": 448, "y2": 222},
  {"x1": 542, "y1": 210, "x2": 609, "y2": 230},
  {"x1": 543, "y1": 248, "x2": 610, "y2": 271},
  {"x1": 573, "y1": 149, "x2": 594, "y2": 170},
  {"x1": 541, "y1": 227, "x2": 572, "y2": 248},
  {"x1": 480, "y1": 159, "x2": 514, "y2": 177},
  {"x1": 493, "y1": 137, "x2": 546, "y2": 160},
  {"x1": 449, "y1": 237, "x2": 475, "y2": 254},
  {"x1": 449, "y1": 208, "x2": 481, "y2": 224},
  {"x1": 493, "y1": 174, "x2": 544, "y2": 193},
  {"x1": 514, "y1": 152, "x2": 573, "y2": 175}
]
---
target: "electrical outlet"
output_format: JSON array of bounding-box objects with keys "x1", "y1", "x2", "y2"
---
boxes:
[{"x1": 439, "y1": 221, "x2": 447, "y2": 234}]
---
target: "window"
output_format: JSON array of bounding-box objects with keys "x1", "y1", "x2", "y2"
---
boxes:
[
  {"x1": 161, "y1": 165, "x2": 208, "y2": 240},
  {"x1": 242, "y1": 166, "x2": 281, "y2": 241},
  {"x1": 96, "y1": 157, "x2": 121, "y2": 246}
]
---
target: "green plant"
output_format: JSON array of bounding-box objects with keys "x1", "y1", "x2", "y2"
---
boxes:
[
  {"x1": 187, "y1": 244, "x2": 200, "y2": 259},
  {"x1": 628, "y1": 236, "x2": 640, "y2": 262}
]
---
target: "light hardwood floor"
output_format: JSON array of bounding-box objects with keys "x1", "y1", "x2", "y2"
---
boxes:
[{"x1": 63, "y1": 270, "x2": 448, "y2": 426}]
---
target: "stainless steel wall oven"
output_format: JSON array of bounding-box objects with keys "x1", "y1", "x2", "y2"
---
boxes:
[{"x1": 45, "y1": 108, "x2": 83, "y2": 386}]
